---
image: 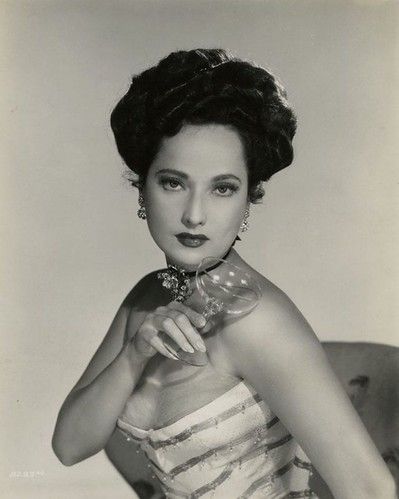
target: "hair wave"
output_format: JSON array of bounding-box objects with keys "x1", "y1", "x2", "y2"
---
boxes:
[{"x1": 110, "y1": 49, "x2": 297, "y2": 203}]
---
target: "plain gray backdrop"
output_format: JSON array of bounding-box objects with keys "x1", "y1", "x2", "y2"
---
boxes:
[{"x1": 1, "y1": 0, "x2": 398, "y2": 497}]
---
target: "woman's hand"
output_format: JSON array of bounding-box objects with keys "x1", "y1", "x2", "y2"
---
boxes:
[{"x1": 132, "y1": 301, "x2": 207, "y2": 360}]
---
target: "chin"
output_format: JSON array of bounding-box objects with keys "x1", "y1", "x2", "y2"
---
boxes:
[
  {"x1": 166, "y1": 241, "x2": 231, "y2": 271},
  {"x1": 167, "y1": 247, "x2": 206, "y2": 271}
]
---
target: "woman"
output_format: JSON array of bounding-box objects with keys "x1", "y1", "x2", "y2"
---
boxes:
[{"x1": 52, "y1": 49, "x2": 396, "y2": 498}]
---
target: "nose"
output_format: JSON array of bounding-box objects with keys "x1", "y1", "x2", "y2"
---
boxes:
[{"x1": 181, "y1": 191, "x2": 207, "y2": 228}]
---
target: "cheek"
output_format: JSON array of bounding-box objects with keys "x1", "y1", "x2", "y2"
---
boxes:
[
  {"x1": 143, "y1": 194, "x2": 166, "y2": 238},
  {"x1": 146, "y1": 207, "x2": 171, "y2": 238},
  {"x1": 148, "y1": 199, "x2": 182, "y2": 225},
  {"x1": 211, "y1": 202, "x2": 246, "y2": 234},
  {"x1": 145, "y1": 188, "x2": 168, "y2": 221}
]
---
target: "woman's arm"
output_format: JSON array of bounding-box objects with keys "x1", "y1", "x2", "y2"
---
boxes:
[
  {"x1": 221, "y1": 282, "x2": 397, "y2": 499},
  {"x1": 52, "y1": 273, "x2": 207, "y2": 467},
  {"x1": 52, "y1": 276, "x2": 152, "y2": 466}
]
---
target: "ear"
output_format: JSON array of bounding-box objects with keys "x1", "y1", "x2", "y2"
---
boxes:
[{"x1": 248, "y1": 181, "x2": 264, "y2": 204}]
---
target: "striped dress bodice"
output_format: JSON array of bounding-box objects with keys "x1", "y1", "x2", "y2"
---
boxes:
[{"x1": 117, "y1": 379, "x2": 318, "y2": 498}]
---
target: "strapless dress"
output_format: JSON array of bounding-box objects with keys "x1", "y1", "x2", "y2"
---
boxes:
[{"x1": 117, "y1": 378, "x2": 318, "y2": 498}]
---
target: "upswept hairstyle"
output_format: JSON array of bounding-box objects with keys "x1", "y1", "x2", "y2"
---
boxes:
[{"x1": 110, "y1": 48, "x2": 297, "y2": 203}]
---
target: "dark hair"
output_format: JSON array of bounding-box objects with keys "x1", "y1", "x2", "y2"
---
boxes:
[{"x1": 110, "y1": 48, "x2": 297, "y2": 203}]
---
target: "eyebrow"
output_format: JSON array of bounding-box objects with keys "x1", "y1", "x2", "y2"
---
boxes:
[{"x1": 155, "y1": 168, "x2": 242, "y2": 183}]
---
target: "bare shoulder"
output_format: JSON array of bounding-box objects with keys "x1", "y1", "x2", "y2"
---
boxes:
[
  {"x1": 122, "y1": 270, "x2": 165, "y2": 309},
  {"x1": 121, "y1": 269, "x2": 171, "y2": 342},
  {"x1": 256, "y1": 275, "x2": 318, "y2": 341},
  {"x1": 65, "y1": 270, "x2": 165, "y2": 395},
  {"x1": 229, "y1": 272, "x2": 318, "y2": 341},
  {"x1": 219, "y1": 273, "x2": 322, "y2": 377}
]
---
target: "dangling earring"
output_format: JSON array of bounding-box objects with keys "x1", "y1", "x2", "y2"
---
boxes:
[
  {"x1": 137, "y1": 192, "x2": 146, "y2": 220},
  {"x1": 240, "y1": 206, "x2": 250, "y2": 232}
]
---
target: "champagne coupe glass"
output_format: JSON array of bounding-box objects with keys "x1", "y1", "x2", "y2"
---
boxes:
[{"x1": 163, "y1": 256, "x2": 262, "y2": 366}]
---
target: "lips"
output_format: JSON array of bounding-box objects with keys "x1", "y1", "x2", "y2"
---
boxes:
[{"x1": 175, "y1": 232, "x2": 209, "y2": 248}]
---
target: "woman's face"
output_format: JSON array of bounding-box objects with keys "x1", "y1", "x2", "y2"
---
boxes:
[{"x1": 143, "y1": 124, "x2": 249, "y2": 270}]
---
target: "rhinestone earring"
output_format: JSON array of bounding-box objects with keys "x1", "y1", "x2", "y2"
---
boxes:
[
  {"x1": 240, "y1": 206, "x2": 250, "y2": 232},
  {"x1": 137, "y1": 192, "x2": 146, "y2": 220}
]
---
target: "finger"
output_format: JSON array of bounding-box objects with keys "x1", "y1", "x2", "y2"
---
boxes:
[
  {"x1": 149, "y1": 335, "x2": 180, "y2": 360},
  {"x1": 155, "y1": 315, "x2": 195, "y2": 353},
  {"x1": 169, "y1": 301, "x2": 207, "y2": 329},
  {"x1": 168, "y1": 310, "x2": 206, "y2": 352},
  {"x1": 154, "y1": 305, "x2": 168, "y2": 315}
]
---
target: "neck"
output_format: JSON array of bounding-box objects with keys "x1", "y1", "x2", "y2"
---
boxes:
[
  {"x1": 158, "y1": 246, "x2": 244, "y2": 303},
  {"x1": 165, "y1": 246, "x2": 236, "y2": 276}
]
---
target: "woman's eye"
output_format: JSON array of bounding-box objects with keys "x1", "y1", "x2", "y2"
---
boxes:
[
  {"x1": 160, "y1": 178, "x2": 183, "y2": 190},
  {"x1": 214, "y1": 184, "x2": 238, "y2": 196}
]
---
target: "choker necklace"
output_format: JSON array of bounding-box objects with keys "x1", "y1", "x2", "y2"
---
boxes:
[{"x1": 157, "y1": 247, "x2": 233, "y2": 302}]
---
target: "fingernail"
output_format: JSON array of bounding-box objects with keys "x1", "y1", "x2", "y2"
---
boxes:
[
  {"x1": 183, "y1": 343, "x2": 195, "y2": 353},
  {"x1": 199, "y1": 317, "x2": 206, "y2": 327},
  {"x1": 196, "y1": 341, "x2": 206, "y2": 352},
  {"x1": 164, "y1": 343, "x2": 180, "y2": 359}
]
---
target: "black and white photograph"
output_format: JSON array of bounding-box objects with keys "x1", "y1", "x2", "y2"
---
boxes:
[{"x1": 2, "y1": 1, "x2": 398, "y2": 498}]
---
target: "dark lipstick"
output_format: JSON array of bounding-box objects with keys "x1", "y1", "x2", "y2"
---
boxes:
[{"x1": 175, "y1": 232, "x2": 209, "y2": 248}]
